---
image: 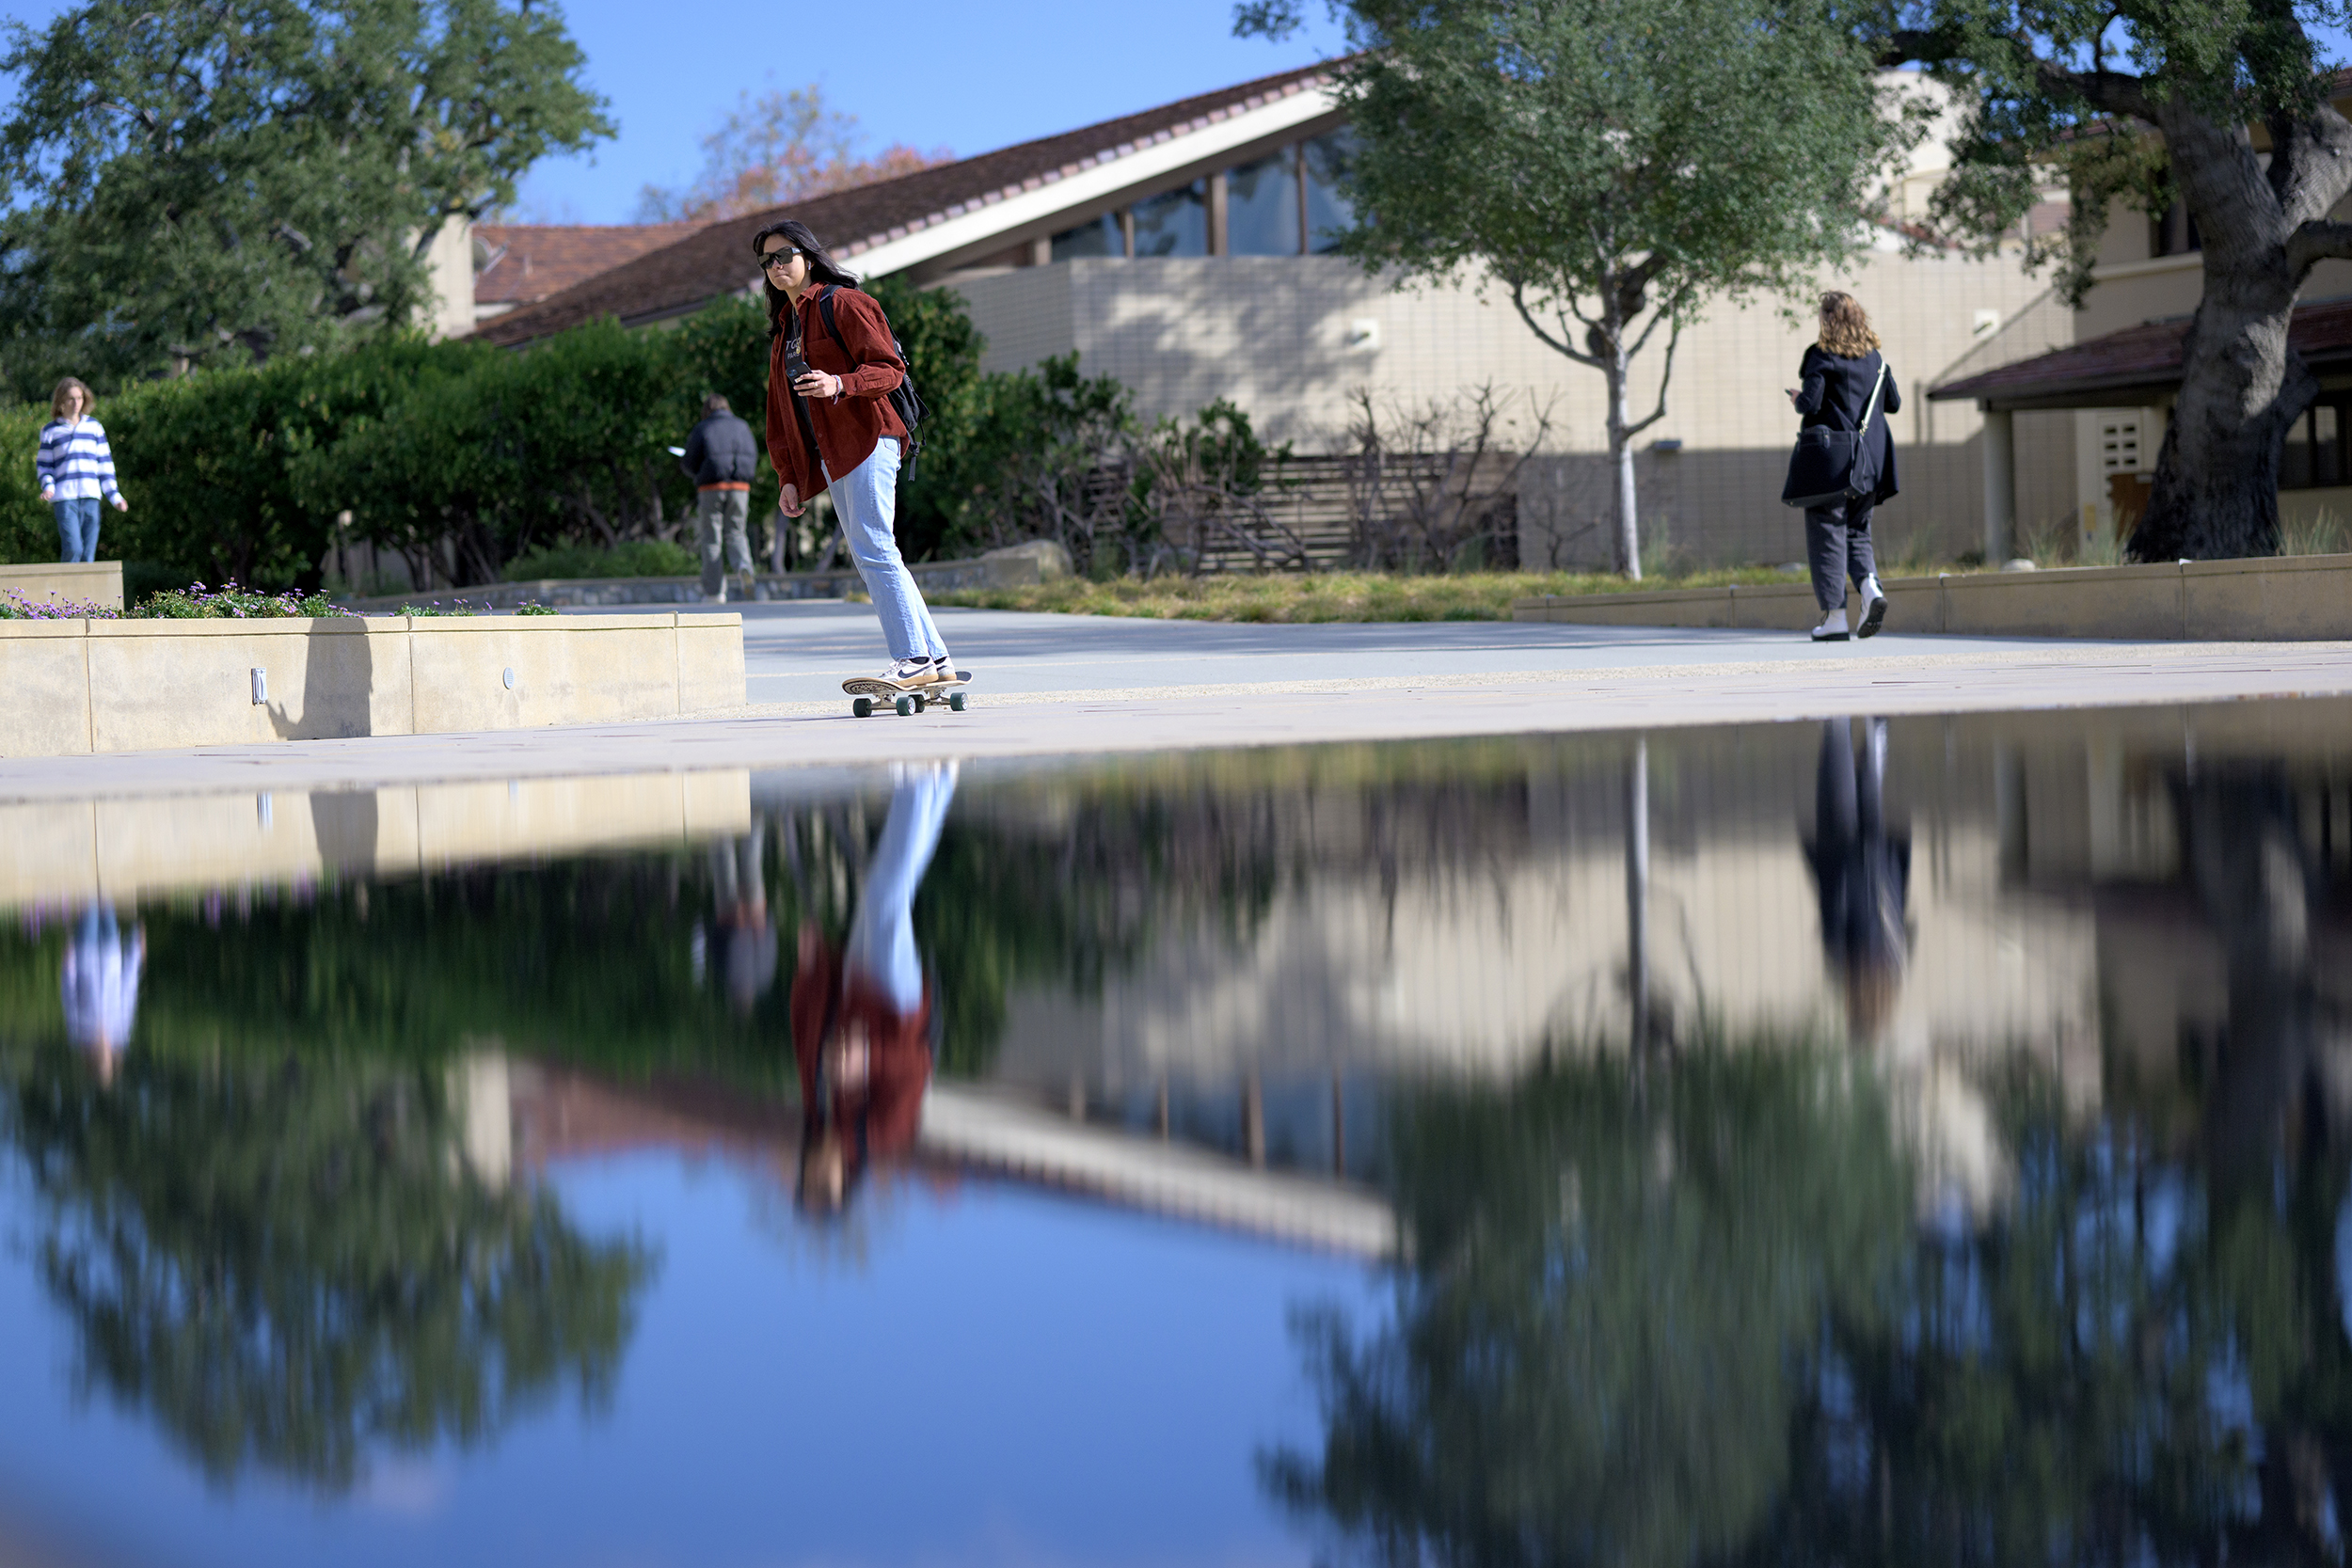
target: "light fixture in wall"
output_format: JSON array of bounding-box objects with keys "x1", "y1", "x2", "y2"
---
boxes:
[
  {"x1": 1651, "y1": 437, "x2": 1684, "y2": 452},
  {"x1": 1344, "y1": 318, "x2": 1381, "y2": 352}
]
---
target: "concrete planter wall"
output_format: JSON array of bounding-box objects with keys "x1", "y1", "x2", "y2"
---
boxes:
[
  {"x1": 2, "y1": 611, "x2": 744, "y2": 759},
  {"x1": 1, "y1": 561, "x2": 123, "y2": 612},
  {"x1": 1513, "y1": 553, "x2": 2352, "y2": 641}
]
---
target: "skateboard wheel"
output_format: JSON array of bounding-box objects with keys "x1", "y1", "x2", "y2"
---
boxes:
[
  {"x1": 895, "y1": 695, "x2": 914, "y2": 717},
  {"x1": 852, "y1": 697, "x2": 872, "y2": 718},
  {"x1": 912, "y1": 693, "x2": 927, "y2": 714},
  {"x1": 948, "y1": 690, "x2": 966, "y2": 712}
]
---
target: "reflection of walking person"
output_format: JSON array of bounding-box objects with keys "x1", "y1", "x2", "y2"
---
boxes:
[
  {"x1": 791, "y1": 763, "x2": 958, "y2": 1213},
  {"x1": 1786, "y1": 293, "x2": 1899, "y2": 642},
  {"x1": 62, "y1": 904, "x2": 143, "y2": 1083},
  {"x1": 1804, "y1": 718, "x2": 1910, "y2": 1042},
  {"x1": 694, "y1": 821, "x2": 777, "y2": 1016},
  {"x1": 36, "y1": 378, "x2": 128, "y2": 563},
  {"x1": 679, "y1": 393, "x2": 760, "y2": 603},
  {"x1": 755, "y1": 219, "x2": 957, "y2": 691}
]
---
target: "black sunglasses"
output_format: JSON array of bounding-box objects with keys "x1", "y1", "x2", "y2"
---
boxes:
[{"x1": 759, "y1": 247, "x2": 802, "y2": 272}]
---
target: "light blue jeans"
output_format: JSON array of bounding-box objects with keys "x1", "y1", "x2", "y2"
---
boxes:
[
  {"x1": 825, "y1": 438, "x2": 947, "y2": 663},
  {"x1": 53, "y1": 497, "x2": 101, "y2": 562},
  {"x1": 846, "y1": 765, "x2": 957, "y2": 1012}
]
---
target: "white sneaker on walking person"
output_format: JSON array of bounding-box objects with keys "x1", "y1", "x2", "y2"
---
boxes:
[
  {"x1": 1810, "y1": 607, "x2": 1850, "y2": 642},
  {"x1": 1855, "y1": 577, "x2": 1889, "y2": 639}
]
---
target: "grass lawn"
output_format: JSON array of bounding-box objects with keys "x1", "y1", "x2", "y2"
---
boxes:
[{"x1": 924, "y1": 567, "x2": 1823, "y2": 623}]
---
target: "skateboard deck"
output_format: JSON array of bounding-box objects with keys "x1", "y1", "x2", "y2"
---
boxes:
[{"x1": 842, "y1": 671, "x2": 973, "y2": 717}]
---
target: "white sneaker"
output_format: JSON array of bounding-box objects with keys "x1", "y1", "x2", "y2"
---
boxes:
[
  {"x1": 1810, "y1": 608, "x2": 1850, "y2": 642},
  {"x1": 882, "y1": 657, "x2": 934, "y2": 688},
  {"x1": 1856, "y1": 579, "x2": 1888, "y2": 639}
]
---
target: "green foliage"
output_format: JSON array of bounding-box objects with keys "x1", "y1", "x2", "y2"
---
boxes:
[
  {"x1": 869, "y1": 275, "x2": 989, "y2": 561},
  {"x1": 131, "y1": 582, "x2": 354, "y2": 618},
  {"x1": 0, "y1": 0, "x2": 612, "y2": 388},
  {"x1": 503, "y1": 538, "x2": 699, "y2": 580},
  {"x1": 0, "y1": 1033, "x2": 651, "y2": 1491},
  {"x1": 1264, "y1": 1040, "x2": 1915, "y2": 1567}
]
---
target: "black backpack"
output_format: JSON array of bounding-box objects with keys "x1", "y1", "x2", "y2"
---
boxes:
[{"x1": 815, "y1": 285, "x2": 926, "y2": 475}]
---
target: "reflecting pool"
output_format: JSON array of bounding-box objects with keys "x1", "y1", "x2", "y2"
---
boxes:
[{"x1": 4, "y1": 698, "x2": 2352, "y2": 1565}]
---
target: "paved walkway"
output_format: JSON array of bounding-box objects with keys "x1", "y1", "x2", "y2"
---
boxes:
[
  {"x1": 706, "y1": 601, "x2": 2150, "y2": 703},
  {"x1": 5, "y1": 600, "x2": 2350, "y2": 802}
]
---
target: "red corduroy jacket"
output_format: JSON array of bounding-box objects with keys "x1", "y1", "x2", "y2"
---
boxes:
[{"x1": 763, "y1": 286, "x2": 908, "y2": 502}]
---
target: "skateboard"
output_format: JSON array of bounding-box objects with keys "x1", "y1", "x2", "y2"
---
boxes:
[{"x1": 842, "y1": 670, "x2": 973, "y2": 718}]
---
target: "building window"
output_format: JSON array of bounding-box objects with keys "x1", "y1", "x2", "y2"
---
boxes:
[
  {"x1": 1227, "y1": 147, "x2": 1301, "y2": 256},
  {"x1": 2282, "y1": 397, "x2": 2349, "y2": 489},
  {"x1": 2150, "y1": 201, "x2": 2201, "y2": 258},
  {"x1": 1132, "y1": 181, "x2": 1209, "y2": 257},
  {"x1": 1303, "y1": 130, "x2": 1358, "y2": 253},
  {"x1": 1051, "y1": 214, "x2": 1123, "y2": 261}
]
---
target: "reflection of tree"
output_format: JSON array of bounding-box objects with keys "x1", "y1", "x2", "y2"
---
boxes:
[
  {"x1": 0, "y1": 1041, "x2": 653, "y2": 1492},
  {"x1": 1755, "y1": 1072, "x2": 2352, "y2": 1566},
  {"x1": 1264, "y1": 1044, "x2": 1915, "y2": 1568}
]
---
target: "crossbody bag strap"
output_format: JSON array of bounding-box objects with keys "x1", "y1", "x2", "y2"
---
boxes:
[
  {"x1": 785, "y1": 312, "x2": 821, "y2": 466},
  {"x1": 1853, "y1": 363, "x2": 1889, "y2": 436}
]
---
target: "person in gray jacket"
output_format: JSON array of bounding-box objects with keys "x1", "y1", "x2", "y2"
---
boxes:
[{"x1": 679, "y1": 393, "x2": 762, "y2": 600}]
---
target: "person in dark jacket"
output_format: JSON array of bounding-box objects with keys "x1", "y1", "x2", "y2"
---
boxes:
[
  {"x1": 1787, "y1": 292, "x2": 1900, "y2": 641},
  {"x1": 679, "y1": 393, "x2": 761, "y2": 600}
]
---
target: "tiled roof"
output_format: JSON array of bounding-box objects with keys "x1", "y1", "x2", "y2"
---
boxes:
[
  {"x1": 1930, "y1": 295, "x2": 2352, "y2": 408},
  {"x1": 473, "y1": 223, "x2": 704, "y2": 308},
  {"x1": 471, "y1": 59, "x2": 1339, "y2": 347}
]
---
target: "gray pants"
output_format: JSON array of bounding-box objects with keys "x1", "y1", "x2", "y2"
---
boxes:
[
  {"x1": 697, "y1": 488, "x2": 753, "y2": 595},
  {"x1": 1805, "y1": 499, "x2": 1877, "y2": 612}
]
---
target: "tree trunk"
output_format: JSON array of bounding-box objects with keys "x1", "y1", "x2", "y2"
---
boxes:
[
  {"x1": 2130, "y1": 273, "x2": 2310, "y2": 562},
  {"x1": 1605, "y1": 347, "x2": 1640, "y2": 579},
  {"x1": 2129, "y1": 100, "x2": 2348, "y2": 561}
]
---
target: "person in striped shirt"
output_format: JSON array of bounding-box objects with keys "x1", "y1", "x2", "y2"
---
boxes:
[{"x1": 36, "y1": 377, "x2": 129, "y2": 562}]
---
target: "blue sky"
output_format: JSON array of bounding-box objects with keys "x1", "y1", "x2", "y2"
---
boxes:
[
  {"x1": 515, "y1": 0, "x2": 1351, "y2": 222},
  {"x1": 4, "y1": 0, "x2": 1352, "y2": 224}
]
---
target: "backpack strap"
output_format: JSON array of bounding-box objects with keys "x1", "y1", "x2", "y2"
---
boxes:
[{"x1": 817, "y1": 285, "x2": 850, "y2": 357}]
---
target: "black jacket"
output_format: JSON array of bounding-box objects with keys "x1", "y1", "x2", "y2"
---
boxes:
[
  {"x1": 680, "y1": 410, "x2": 759, "y2": 487},
  {"x1": 1793, "y1": 346, "x2": 1900, "y2": 506}
]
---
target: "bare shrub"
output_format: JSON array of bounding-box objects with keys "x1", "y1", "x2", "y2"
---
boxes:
[{"x1": 1339, "y1": 385, "x2": 1556, "y2": 572}]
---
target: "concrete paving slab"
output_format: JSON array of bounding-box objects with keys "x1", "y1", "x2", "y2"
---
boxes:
[
  {"x1": 7, "y1": 633, "x2": 2349, "y2": 804},
  {"x1": 575, "y1": 600, "x2": 2164, "y2": 705}
]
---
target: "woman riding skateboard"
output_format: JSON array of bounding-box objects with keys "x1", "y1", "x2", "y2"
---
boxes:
[{"x1": 755, "y1": 219, "x2": 958, "y2": 691}]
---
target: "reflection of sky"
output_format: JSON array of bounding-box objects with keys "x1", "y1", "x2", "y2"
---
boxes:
[{"x1": 0, "y1": 1149, "x2": 1384, "y2": 1568}]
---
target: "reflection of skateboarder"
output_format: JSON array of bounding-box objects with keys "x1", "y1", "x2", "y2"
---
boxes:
[{"x1": 791, "y1": 763, "x2": 958, "y2": 1213}]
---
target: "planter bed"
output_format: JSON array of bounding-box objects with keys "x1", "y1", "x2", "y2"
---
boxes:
[
  {"x1": 1513, "y1": 553, "x2": 2352, "y2": 641},
  {"x1": 1, "y1": 610, "x2": 743, "y2": 758}
]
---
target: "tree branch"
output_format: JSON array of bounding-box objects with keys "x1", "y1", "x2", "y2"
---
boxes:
[
  {"x1": 2285, "y1": 217, "x2": 2352, "y2": 275},
  {"x1": 1625, "y1": 317, "x2": 1683, "y2": 439},
  {"x1": 1511, "y1": 281, "x2": 1603, "y2": 369}
]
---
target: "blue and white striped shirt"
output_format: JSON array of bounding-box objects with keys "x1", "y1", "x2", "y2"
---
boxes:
[{"x1": 36, "y1": 418, "x2": 119, "y2": 502}]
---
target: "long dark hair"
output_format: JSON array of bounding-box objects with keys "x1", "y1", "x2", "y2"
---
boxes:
[{"x1": 752, "y1": 219, "x2": 860, "y2": 339}]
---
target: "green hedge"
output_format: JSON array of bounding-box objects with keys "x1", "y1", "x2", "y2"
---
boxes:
[
  {"x1": 0, "y1": 280, "x2": 1160, "y2": 589},
  {"x1": 0, "y1": 299, "x2": 787, "y2": 592}
]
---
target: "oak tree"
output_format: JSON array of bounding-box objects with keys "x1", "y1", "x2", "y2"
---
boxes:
[
  {"x1": 1897, "y1": 0, "x2": 2352, "y2": 560},
  {"x1": 0, "y1": 0, "x2": 611, "y2": 385}
]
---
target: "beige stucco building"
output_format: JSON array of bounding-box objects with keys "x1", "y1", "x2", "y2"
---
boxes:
[{"x1": 474, "y1": 63, "x2": 2090, "y2": 570}]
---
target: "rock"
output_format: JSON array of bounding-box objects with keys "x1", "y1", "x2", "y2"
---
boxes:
[
  {"x1": 981, "y1": 539, "x2": 1073, "y2": 589},
  {"x1": 2002, "y1": 558, "x2": 2038, "y2": 572}
]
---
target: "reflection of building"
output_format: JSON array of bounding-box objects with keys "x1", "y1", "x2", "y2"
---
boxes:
[{"x1": 969, "y1": 704, "x2": 2352, "y2": 1206}]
